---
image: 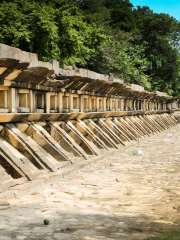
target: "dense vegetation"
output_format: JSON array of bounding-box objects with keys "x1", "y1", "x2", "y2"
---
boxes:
[{"x1": 0, "y1": 0, "x2": 180, "y2": 95}]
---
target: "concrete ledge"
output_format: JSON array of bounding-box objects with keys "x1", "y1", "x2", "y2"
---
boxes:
[
  {"x1": 0, "y1": 108, "x2": 9, "y2": 113},
  {"x1": 0, "y1": 109, "x2": 177, "y2": 123}
]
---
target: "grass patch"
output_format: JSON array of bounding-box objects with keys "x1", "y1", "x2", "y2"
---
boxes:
[
  {"x1": 163, "y1": 188, "x2": 171, "y2": 192},
  {"x1": 150, "y1": 229, "x2": 180, "y2": 240},
  {"x1": 92, "y1": 190, "x2": 98, "y2": 195},
  {"x1": 124, "y1": 188, "x2": 132, "y2": 195}
]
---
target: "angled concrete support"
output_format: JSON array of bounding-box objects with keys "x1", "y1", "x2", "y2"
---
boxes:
[
  {"x1": 97, "y1": 119, "x2": 124, "y2": 146},
  {"x1": 104, "y1": 119, "x2": 128, "y2": 143},
  {"x1": 50, "y1": 121, "x2": 89, "y2": 160},
  {"x1": 6, "y1": 124, "x2": 58, "y2": 171},
  {"x1": 26, "y1": 124, "x2": 70, "y2": 162},
  {"x1": 86, "y1": 120, "x2": 119, "y2": 149},
  {"x1": 113, "y1": 118, "x2": 134, "y2": 141},
  {"x1": 61, "y1": 121, "x2": 96, "y2": 156}
]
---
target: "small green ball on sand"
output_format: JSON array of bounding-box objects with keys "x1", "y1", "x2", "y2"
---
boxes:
[{"x1": 44, "y1": 219, "x2": 49, "y2": 225}]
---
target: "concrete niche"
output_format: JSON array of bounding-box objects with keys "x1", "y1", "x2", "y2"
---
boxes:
[
  {"x1": 91, "y1": 97, "x2": 97, "y2": 112},
  {"x1": 45, "y1": 92, "x2": 58, "y2": 113},
  {"x1": 117, "y1": 100, "x2": 120, "y2": 111},
  {"x1": 98, "y1": 99, "x2": 103, "y2": 112},
  {"x1": 50, "y1": 94, "x2": 58, "y2": 113},
  {"x1": 84, "y1": 97, "x2": 89, "y2": 112},
  {"x1": 73, "y1": 97, "x2": 79, "y2": 113},
  {"x1": 172, "y1": 102, "x2": 177, "y2": 109},
  {"x1": 17, "y1": 89, "x2": 30, "y2": 113},
  {"x1": 106, "y1": 99, "x2": 110, "y2": 111},
  {"x1": 62, "y1": 96, "x2": 69, "y2": 113},
  {"x1": 0, "y1": 90, "x2": 8, "y2": 113},
  {"x1": 35, "y1": 92, "x2": 45, "y2": 113}
]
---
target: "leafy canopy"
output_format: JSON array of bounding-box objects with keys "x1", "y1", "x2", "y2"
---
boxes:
[
  {"x1": 0, "y1": 0, "x2": 106, "y2": 66},
  {"x1": 0, "y1": 0, "x2": 180, "y2": 95}
]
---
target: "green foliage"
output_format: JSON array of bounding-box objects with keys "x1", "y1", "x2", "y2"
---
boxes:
[
  {"x1": 0, "y1": 0, "x2": 59, "y2": 59},
  {"x1": 83, "y1": 29, "x2": 151, "y2": 90},
  {"x1": 105, "y1": 0, "x2": 136, "y2": 31},
  {"x1": 0, "y1": 0, "x2": 180, "y2": 95},
  {"x1": 77, "y1": 0, "x2": 111, "y2": 26},
  {"x1": 151, "y1": 229, "x2": 180, "y2": 239},
  {"x1": 0, "y1": 0, "x2": 106, "y2": 66},
  {"x1": 132, "y1": 7, "x2": 180, "y2": 94},
  {"x1": 78, "y1": 0, "x2": 180, "y2": 95}
]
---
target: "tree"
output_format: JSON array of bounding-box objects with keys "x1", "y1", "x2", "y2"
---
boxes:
[
  {"x1": 0, "y1": 0, "x2": 106, "y2": 66},
  {"x1": 132, "y1": 7, "x2": 180, "y2": 94},
  {"x1": 82, "y1": 28, "x2": 151, "y2": 90}
]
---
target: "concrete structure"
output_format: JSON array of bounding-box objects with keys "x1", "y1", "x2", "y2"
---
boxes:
[{"x1": 0, "y1": 43, "x2": 180, "y2": 195}]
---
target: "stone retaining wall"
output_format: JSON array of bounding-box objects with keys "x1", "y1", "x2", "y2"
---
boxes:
[{"x1": 0, "y1": 43, "x2": 179, "y2": 195}]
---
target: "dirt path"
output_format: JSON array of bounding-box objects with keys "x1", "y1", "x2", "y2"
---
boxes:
[{"x1": 1, "y1": 124, "x2": 180, "y2": 240}]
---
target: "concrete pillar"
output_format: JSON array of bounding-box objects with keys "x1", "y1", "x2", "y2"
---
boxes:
[
  {"x1": 136, "y1": 101, "x2": 139, "y2": 110},
  {"x1": 149, "y1": 102, "x2": 151, "y2": 110},
  {"x1": 154, "y1": 102, "x2": 156, "y2": 110},
  {"x1": 126, "y1": 100, "x2": 129, "y2": 111},
  {"x1": 68, "y1": 94, "x2": 73, "y2": 112},
  {"x1": 163, "y1": 103, "x2": 166, "y2": 110},
  {"x1": 103, "y1": 98, "x2": 106, "y2": 112},
  {"x1": 151, "y1": 102, "x2": 154, "y2": 110},
  {"x1": 57, "y1": 92, "x2": 63, "y2": 113},
  {"x1": 29, "y1": 90, "x2": 35, "y2": 113},
  {"x1": 133, "y1": 100, "x2": 136, "y2": 110},
  {"x1": 129, "y1": 100, "x2": 132, "y2": 110},
  {"x1": 45, "y1": 92, "x2": 51, "y2": 113},
  {"x1": 80, "y1": 95, "x2": 84, "y2": 112},
  {"x1": 109, "y1": 98, "x2": 113, "y2": 111},
  {"x1": 158, "y1": 103, "x2": 161, "y2": 110},
  {"x1": 124, "y1": 99, "x2": 127, "y2": 110},
  {"x1": 140, "y1": 101, "x2": 142, "y2": 110},
  {"x1": 96, "y1": 97, "x2": 100, "y2": 112},
  {"x1": 142, "y1": 100, "x2": 145, "y2": 110},
  {"x1": 120, "y1": 99, "x2": 124, "y2": 111},
  {"x1": 54, "y1": 95, "x2": 57, "y2": 110},
  {"x1": 8, "y1": 88, "x2": 17, "y2": 113},
  {"x1": 0, "y1": 90, "x2": 8, "y2": 109},
  {"x1": 152, "y1": 102, "x2": 154, "y2": 110},
  {"x1": 88, "y1": 96, "x2": 92, "y2": 111},
  {"x1": 115, "y1": 100, "x2": 118, "y2": 111}
]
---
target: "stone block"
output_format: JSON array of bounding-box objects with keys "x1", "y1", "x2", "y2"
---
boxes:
[
  {"x1": 35, "y1": 109, "x2": 44, "y2": 113},
  {"x1": 15, "y1": 123, "x2": 29, "y2": 132},
  {"x1": 17, "y1": 107, "x2": 30, "y2": 113},
  {"x1": 49, "y1": 59, "x2": 59, "y2": 75}
]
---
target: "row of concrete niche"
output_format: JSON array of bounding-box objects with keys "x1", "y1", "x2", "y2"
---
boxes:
[{"x1": 0, "y1": 89, "x2": 171, "y2": 113}]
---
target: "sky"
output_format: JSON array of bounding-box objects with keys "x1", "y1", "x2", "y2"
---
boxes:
[{"x1": 130, "y1": 0, "x2": 180, "y2": 21}]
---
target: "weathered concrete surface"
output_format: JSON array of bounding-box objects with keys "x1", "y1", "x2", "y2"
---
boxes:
[{"x1": 1, "y1": 125, "x2": 180, "y2": 239}]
